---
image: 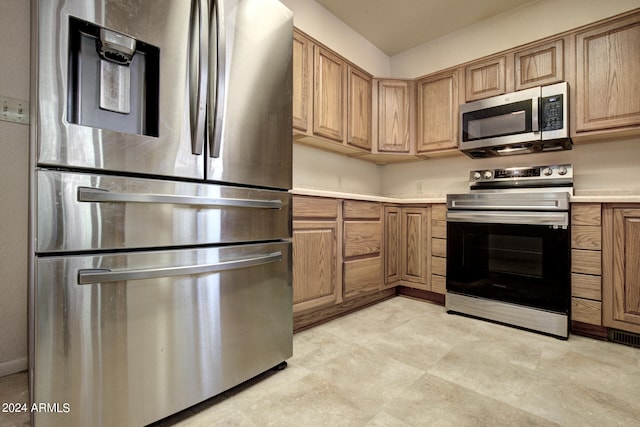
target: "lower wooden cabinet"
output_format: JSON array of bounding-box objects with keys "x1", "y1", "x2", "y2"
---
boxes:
[
  {"x1": 430, "y1": 204, "x2": 447, "y2": 294},
  {"x1": 292, "y1": 196, "x2": 341, "y2": 313},
  {"x1": 384, "y1": 205, "x2": 432, "y2": 292},
  {"x1": 292, "y1": 220, "x2": 340, "y2": 312},
  {"x1": 571, "y1": 204, "x2": 603, "y2": 326},
  {"x1": 343, "y1": 201, "x2": 383, "y2": 299},
  {"x1": 603, "y1": 205, "x2": 640, "y2": 334}
]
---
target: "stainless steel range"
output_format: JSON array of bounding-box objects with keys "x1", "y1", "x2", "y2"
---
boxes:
[{"x1": 446, "y1": 164, "x2": 573, "y2": 338}]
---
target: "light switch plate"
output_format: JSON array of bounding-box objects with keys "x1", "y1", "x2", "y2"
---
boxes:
[{"x1": 0, "y1": 95, "x2": 29, "y2": 125}]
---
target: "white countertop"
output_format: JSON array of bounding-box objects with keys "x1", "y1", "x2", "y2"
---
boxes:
[
  {"x1": 571, "y1": 191, "x2": 640, "y2": 203},
  {"x1": 291, "y1": 188, "x2": 446, "y2": 204},
  {"x1": 292, "y1": 187, "x2": 640, "y2": 204}
]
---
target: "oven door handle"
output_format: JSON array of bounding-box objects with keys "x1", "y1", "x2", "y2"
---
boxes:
[{"x1": 447, "y1": 210, "x2": 568, "y2": 227}]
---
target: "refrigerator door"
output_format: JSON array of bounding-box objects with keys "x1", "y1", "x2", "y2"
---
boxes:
[
  {"x1": 33, "y1": 242, "x2": 292, "y2": 427},
  {"x1": 207, "y1": 0, "x2": 293, "y2": 190},
  {"x1": 36, "y1": 170, "x2": 291, "y2": 253},
  {"x1": 34, "y1": 0, "x2": 203, "y2": 179}
]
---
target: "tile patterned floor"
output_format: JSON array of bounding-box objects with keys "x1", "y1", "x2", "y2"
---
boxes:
[{"x1": 2, "y1": 296, "x2": 640, "y2": 426}]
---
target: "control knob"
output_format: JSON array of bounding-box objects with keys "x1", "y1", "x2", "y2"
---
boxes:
[
  {"x1": 473, "y1": 171, "x2": 482, "y2": 181},
  {"x1": 483, "y1": 170, "x2": 492, "y2": 180},
  {"x1": 557, "y1": 166, "x2": 568, "y2": 175},
  {"x1": 542, "y1": 167, "x2": 553, "y2": 176}
]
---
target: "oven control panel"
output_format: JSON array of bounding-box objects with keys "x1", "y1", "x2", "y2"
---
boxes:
[{"x1": 469, "y1": 164, "x2": 573, "y2": 189}]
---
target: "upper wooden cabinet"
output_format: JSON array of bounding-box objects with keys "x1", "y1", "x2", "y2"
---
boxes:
[
  {"x1": 603, "y1": 205, "x2": 640, "y2": 334},
  {"x1": 292, "y1": 31, "x2": 312, "y2": 133},
  {"x1": 575, "y1": 13, "x2": 640, "y2": 135},
  {"x1": 375, "y1": 79, "x2": 414, "y2": 153},
  {"x1": 463, "y1": 37, "x2": 566, "y2": 100},
  {"x1": 314, "y1": 46, "x2": 347, "y2": 142},
  {"x1": 293, "y1": 29, "x2": 374, "y2": 155},
  {"x1": 514, "y1": 38, "x2": 565, "y2": 91},
  {"x1": 347, "y1": 66, "x2": 372, "y2": 150},
  {"x1": 416, "y1": 70, "x2": 459, "y2": 153},
  {"x1": 464, "y1": 55, "x2": 506, "y2": 102}
]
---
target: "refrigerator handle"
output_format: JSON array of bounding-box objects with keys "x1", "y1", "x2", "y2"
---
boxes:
[
  {"x1": 77, "y1": 187, "x2": 283, "y2": 209},
  {"x1": 209, "y1": 0, "x2": 225, "y2": 159},
  {"x1": 189, "y1": 0, "x2": 209, "y2": 155},
  {"x1": 78, "y1": 252, "x2": 283, "y2": 284}
]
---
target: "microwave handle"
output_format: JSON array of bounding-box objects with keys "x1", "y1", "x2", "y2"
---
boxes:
[{"x1": 532, "y1": 96, "x2": 540, "y2": 132}]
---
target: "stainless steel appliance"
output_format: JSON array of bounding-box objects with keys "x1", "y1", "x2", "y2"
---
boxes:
[
  {"x1": 446, "y1": 164, "x2": 573, "y2": 338},
  {"x1": 459, "y1": 82, "x2": 571, "y2": 158},
  {"x1": 29, "y1": 1, "x2": 293, "y2": 426}
]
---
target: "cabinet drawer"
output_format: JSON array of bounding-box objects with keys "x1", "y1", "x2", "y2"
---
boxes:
[
  {"x1": 571, "y1": 204, "x2": 601, "y2": 226},
  {"x1": 571, "y1": 273, "x2": 601, "y2": 301},
  {"x1": 432, "y1": 256, "x2": 446, "y2": 277},
  {"x1": 343, "y1": 200, "x2": 381, "y2": 220},
  {"x1": 432, "y1": 219, "x2": 446, "y2": 239},
  {"x1": 572, "y1": 297, "x2": 602, "y2": 325},
  {"x1": 343, "y1": 222, "x2": 382, "y2": 257},
  {"x1": 571, "y1": 226, "x2": 602, "y2": 250},
  {"x1": 431, "y1": 274, "x2": 446, "y2": 294},
  {"x1": 343, "y1": 256, "x2": 382, "y2": 298},
  {"x1": 293, "y1": 196, "x2": 339, "y2": 219},
  {"x1": 571, "y1": 249, "x2": 601, "y2": 275},
  {"x1": 432, "y1": 238, "x2": 446, "y2": 257},
  {"x1": 431, "y1": 204, "x2": 447, "y2": 221}
]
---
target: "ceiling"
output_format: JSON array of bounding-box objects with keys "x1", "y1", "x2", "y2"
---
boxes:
[{"x1": 314, "y1": 0, "x2": 537, "y2": 56}]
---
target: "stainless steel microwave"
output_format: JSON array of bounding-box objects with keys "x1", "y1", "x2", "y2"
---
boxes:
[{"x1": 459, "y1": 81, "x2": 571, "y2": 158}]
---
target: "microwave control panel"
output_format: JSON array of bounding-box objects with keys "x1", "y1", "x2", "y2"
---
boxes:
[{"x1": 540, "y1": 94, "x2": 564, "y2": 131}]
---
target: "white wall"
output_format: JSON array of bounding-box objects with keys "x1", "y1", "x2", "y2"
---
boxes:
[
  {"x1": 279, "y1": 0, "x2": 391, "y2": 76},
  {"x1": 0, "y1": 0, "x2": 30, "y2": 376},
  {"x1": 381, "y1": 139, "x2": 640, "y2": 197},
  {"x1": 293, "y1": 145, "x2": 382, "y2": 194},
  {"x1": 391, "y1": 0, "x2": 640, "y2": 78}
]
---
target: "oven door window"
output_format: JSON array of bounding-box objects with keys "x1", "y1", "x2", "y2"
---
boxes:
[
  {"x1": 447, "y1": 222, "x2": 569, "y2": 313},
  {"x1": 462, "y1": 100, "x2": 534, "y2": 142}
]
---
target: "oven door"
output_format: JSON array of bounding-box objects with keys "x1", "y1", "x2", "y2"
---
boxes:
[
  {"x1": 446, "y1": 210, "x2": 570, "y2": 314},
  {"x1": 460, "y1": 86, "x2": 541, "y2": 151}
]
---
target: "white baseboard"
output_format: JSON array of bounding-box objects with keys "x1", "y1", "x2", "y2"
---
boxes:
[{"x1": 0, "y1": 357, "x2": 28, "y2": 378}]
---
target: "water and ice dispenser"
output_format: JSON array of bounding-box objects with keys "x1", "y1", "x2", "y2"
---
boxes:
[{"x1": 67, "y1": 17, "x2": 159, "y2": 136}]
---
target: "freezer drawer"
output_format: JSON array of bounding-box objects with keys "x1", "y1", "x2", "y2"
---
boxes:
[
  {"x1": 32, "y1": 242, "x2": 292, "y2": 427},
  {"x1": 36, "y1": 170, "x2": 291, "y2": 253}
]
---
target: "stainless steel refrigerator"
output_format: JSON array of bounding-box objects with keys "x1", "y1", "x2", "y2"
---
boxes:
[{"x1": 29, "y1": 1, "x2": 293, "y2": 425}]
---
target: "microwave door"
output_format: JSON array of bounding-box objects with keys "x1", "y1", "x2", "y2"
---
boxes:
[
  {"x1": 460, "y1": 86, "x2": 541, "y2": 150},
  {"x1": 35, "y1": 0, "x2": 203, "y2": 180}
]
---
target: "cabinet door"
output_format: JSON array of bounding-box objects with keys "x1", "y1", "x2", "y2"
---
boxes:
[
  {"x1": 515, "y1": 38, "x2": 564, "y2": 91},
  {"x1": 384, "y1": 206, "x2": 401, "y2": 285},
  {"x1": 465, "y1": 55, "x2": 506, "y2": 101},
  {"x1": 293, "y1": 30, "x2": 312, "y2": 132},
  {"x1": 347, "y1": 66, "x2": 372, "y2": 150},
  {"x1": 604, "y1": 208, "x2": 640, "y2": 333},
  {"x1": 377, "y1": 80, "x2": 412, "y2": 153},
  {"x1": 401, "y1": 207, "x2": 430, "y2": 286},
  {"x1": 576, "y1": 15, "x2": 640, "y2": 132},
  {"x1": 292, "y1": 221, "x2": 339, "y2": 312},
  {"x1": 416, "y1": 71, "x2": 458, "y2": 153},
  {"x1": 314, "y1": 46, "x2": 346, "y2": 142}
]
